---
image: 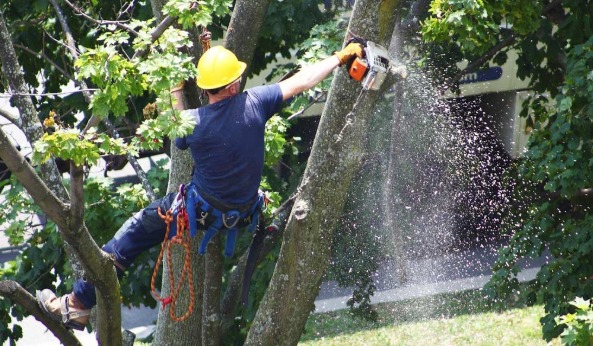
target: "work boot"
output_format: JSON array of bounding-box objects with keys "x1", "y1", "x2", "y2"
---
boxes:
[{"x1": 36, "y1": 289, "x2": 90, "y2": 331}]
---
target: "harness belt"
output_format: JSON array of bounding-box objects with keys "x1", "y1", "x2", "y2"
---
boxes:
[{"x1": 170, "y1": 183, "x2": 264, "y2": 257}]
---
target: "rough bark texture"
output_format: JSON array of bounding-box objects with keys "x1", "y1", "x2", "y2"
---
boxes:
[
  {"x1": 0, "y1": 13, "x2": 65, "y2": 200},
  {"x1": 245, "y1": 1, "x2": 400, "y2": 344},
  {"x1": 147, "y1": 0, "x2": 207, "y2": 342},
  {"x1": 154, "y1": 0, "x2": 273, "y2": 342},
  {"x1": 202, "y1": 235, "x2": 223, "y2": 346},
  {"x1": 223, "y1": 0, "x2": 271, "y2": 85}
]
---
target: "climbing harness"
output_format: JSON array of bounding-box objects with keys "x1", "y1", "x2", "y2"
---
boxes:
[
  {"x1": 184, "y1": 183, "x2": 265, "y2": 257},
  {"x1": 150, "y1": 186, "x2": 195, "y2": 322},
  {"x1": 151, "y1": 183, "x2": 268, "y2": 317}
]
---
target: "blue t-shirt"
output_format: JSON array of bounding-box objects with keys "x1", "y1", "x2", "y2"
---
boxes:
[{"x1": 175, "y1": 84, "x2": 283, "y2": 205}]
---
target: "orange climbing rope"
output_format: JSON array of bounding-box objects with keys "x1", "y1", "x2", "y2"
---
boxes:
[
  {"x1": 150, "y1": 206, "x2": 195, "y2": 322},
  {"x1": 199, "y1": 26, "x2": 211, "y2": 52},
  {"x1": 198, "y1": 26, "x2": 212, "y2": 101}
]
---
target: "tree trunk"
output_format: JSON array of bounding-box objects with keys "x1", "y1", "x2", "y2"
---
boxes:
[{"x1": 246, "y1": 1, "x2": 401, "y2": 344}]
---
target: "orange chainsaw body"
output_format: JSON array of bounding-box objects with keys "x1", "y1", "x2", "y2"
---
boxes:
[{"x1": 348, "y1": 57, "x2": 369, "y2": 82}]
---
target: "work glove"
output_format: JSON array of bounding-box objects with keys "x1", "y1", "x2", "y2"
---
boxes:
[{"x1": 335, "y1": 42, "x2": 364, "y2": 66}]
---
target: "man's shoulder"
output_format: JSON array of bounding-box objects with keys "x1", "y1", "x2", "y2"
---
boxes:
[
  {"x1": 246, "y1": 84, "x2": 282, "y2": 104},
  {"x1": 246, "y1": 84, "x2": 281, "y2": 95}
]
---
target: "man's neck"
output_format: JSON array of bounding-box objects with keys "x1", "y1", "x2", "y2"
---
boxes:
[{"x1": 208, "y1": 90, "x2": 234, "y2": 105}]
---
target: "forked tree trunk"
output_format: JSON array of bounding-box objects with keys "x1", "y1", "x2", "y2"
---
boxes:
[
  {"x1": 151, "y1": 0, "x2": 272, "y2": 344},
  {"x1": 246, "y1": 1, "x2": 401, "y2": 344}
]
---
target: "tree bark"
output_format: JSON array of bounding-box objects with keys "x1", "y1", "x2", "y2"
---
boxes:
[
  {"x1": 223, "y1": 0, "x2": 272, "y2": 88},
  {"x1": 246, "y1": 1, "x2": 401, "y2": 344},
  {"x1": 147, "y1": 0, "x2": 206, "y2": 342},
  {"x1": 202, "y1": 235, "x2": 223, "y2": 346}
]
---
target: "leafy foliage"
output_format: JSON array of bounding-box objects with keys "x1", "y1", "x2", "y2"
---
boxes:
[
  {"x1": 555, "y1": 297, "x2": 593, "y2": 346},
  {"x1": 33, "y1": 127, "x2": 130, "y2": 167}
]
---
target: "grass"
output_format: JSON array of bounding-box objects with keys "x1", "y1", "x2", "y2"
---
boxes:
[
  {"x1": 299, "y1": 289, "x2": 562, "y2": 346},
  {"x1": 134, "y1": 289, "x2": 563, "y2": 345}
]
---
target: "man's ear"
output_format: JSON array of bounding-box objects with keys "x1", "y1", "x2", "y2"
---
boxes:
[{"x1": 230, "y1": 82, "x2": 241, "y2": 95}]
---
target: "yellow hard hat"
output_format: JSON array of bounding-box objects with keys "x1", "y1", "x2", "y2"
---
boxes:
[{"x1": 196, "y1": 46, "x2": 247, "y2": 89}]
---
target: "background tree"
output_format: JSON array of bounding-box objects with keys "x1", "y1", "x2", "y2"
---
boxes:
[{"x1": 420, "y1": 0, "x2": 593, "y2": 340}]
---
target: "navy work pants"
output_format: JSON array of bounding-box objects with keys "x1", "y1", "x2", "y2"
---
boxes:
[{"x1": 73, "y1": 192, "x2": 177, "y2": 309}]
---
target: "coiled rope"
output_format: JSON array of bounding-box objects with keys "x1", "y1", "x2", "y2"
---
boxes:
[{"x1": 150, "y1": 207, "x2": 195, "y2": 322}]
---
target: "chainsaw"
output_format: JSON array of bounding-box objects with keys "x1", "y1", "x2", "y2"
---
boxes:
[{"x1": 347, "y1": 40, "x2": 407, "y2": 90}]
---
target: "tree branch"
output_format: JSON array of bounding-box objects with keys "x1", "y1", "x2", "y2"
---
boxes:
[
  {"x1": 452, "y1": 0, "x2": 567, "y2": 81},
  {"x1": 0, "y1": 280, "x2": 83, "y2": 346},
  {"x1": 69, "y1": 163, "x2": 85, "y2": 230},
  {"x1": 0, "y1": 123, "x2": 68, "y2": 227},
  {"x1": 0, "y1": 106, "x2": 21, "y2": 127},
  {"x1": 63, "y1": 0, "x2": 140, "y2": 37},
  {"x1": 453, "y1": 32, "x2": 516, "y2": 81},
  {"x1": 221, "y1": 197, "x2": 294, "y2": 334},
  {"x1": 399, "y1": 0, "x2": 432, "y2": 37},
  {"x1": 13, "y1": 43, "x2": 75, "y2": 81},
  {"x1": 543, "y1": 0, "x2": 565, "y2": 25}
]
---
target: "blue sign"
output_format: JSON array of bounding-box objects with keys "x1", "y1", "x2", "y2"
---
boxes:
[{"x1": 459, "y1": 66, "x2": 503, "y2": 84}]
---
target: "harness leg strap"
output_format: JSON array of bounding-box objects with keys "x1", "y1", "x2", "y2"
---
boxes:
[
  {"x1": 186, "y1": 190, "x2": 199, "y2": 238},
  {"x1": 225, "y1": 228, "x2": 238, "y2": 257},
  {"x1": 198, "y1": 223, "x2": 221, "y2": 255}
]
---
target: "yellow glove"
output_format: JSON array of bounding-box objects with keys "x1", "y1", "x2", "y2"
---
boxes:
[{"x1": 335, "y1": 43, "x2": 364, "y2": 66}]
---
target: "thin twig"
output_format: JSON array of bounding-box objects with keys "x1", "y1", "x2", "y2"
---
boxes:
[
  {"x1": 13, "y1": 44, "x2": 75, "y2": 81},
  {"x1": 63, "y1": 0, "x2": 140, "y2": 37}
]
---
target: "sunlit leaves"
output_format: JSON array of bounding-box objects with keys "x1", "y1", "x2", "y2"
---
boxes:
[
  {"x1": 32, "y1": 128, "x2": 129, "y2": 167},
  {"x1": 136, "y1": 51, "x2": 197, "y2": 91},
  {"x1": 423, "y1": 0, "x2": 498, "y2": 56},
  {"x1": 555, "y1": 297, "x2": 593, "y2": 346},
  {"x1": 61, "y1": 0, "x2": 228, "y2": 166},
  {"x1": 264, "y1": 115, "x2": 298, "y2": 167},
  {"x1": 276, "y1": 19, "x2": 344, "y2": 114},
  {"x1": 162, "y1": 0, "x2": 232, "y2": 29}
]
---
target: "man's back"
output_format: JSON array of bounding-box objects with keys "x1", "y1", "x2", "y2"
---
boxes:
[{"x1": 176, "y1": 84, "x2": 283, "y2": 205}]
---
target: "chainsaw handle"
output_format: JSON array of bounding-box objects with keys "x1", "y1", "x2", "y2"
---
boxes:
[
  {"x1": 344, "y1": 37, "x2": 368, "y2": 81},
  {"x1": 346, "y1": 35, "x2": 367, "y2": 48}
]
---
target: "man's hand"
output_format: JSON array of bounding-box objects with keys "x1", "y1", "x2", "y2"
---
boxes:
[
  {"x1": 170, "y1": 82, "x2": 185, "y2": 110},
  {"x1": 335, "y1": 43, "x2": 364, "y2": 66}
]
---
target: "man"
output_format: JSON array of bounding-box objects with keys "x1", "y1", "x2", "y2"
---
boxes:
[{"x1": 36, "y1": 43, "x2": 363, "y2": 330}]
